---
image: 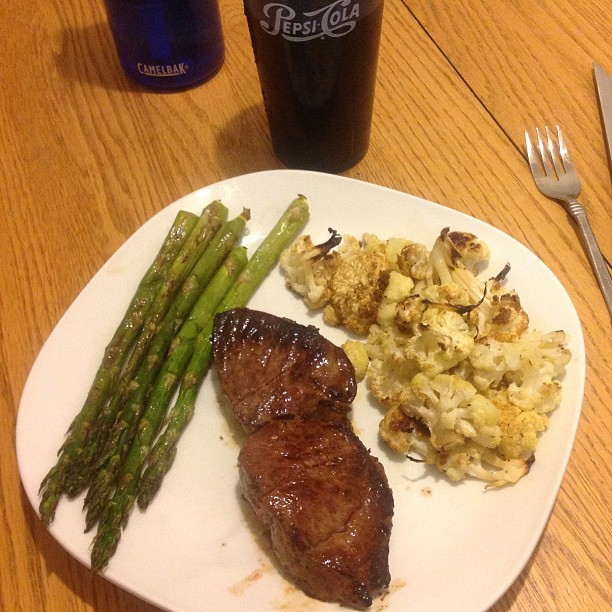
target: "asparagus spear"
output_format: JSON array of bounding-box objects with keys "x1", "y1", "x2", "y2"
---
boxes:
[
  {"x1": 96, "y1": 201, "x2": 228, "y2": 411},
  {"x1": 83, "y1": 213, "x2": 250, "y2": 529},
  {"x1": 215, "y1": 195, "x2": 309, "y2": 310},
  {"x1": 89, "y1": 210, "x2": 249, "y2": 466},
  {"x1": 134, "y1": 322, "x2": 214, "y2": 509},
  {"x1": 90, "y1": 246, "x2": 250, "y2": 570},
  {"x1": 59, "y1": 202, "x2": 228, "y2": 496},
  {"x1": 38, "y1": 209, "x2": 199, "y2": 526},
  {"x1": 136, "y1": 196, "x2": 310, "y2": 509}
]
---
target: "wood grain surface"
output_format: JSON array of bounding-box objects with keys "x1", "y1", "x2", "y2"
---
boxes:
[{"x1": 1, "y1": 0, "x2": 610, "y2": 610}]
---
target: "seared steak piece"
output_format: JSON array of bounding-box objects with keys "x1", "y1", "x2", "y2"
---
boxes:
[
  {"x1": 238, "y1": 419, "x2": 394, "y2": 609},
  {"x1": 212, "y1": 308, "x2": 393, "y2": 608},
  {"x1": 212, "y1": 308, "x2": 356, "y2": 433}
]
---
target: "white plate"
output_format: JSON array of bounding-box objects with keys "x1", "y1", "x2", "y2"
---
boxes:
[{"x1": 17, "y1": 170, "x2": 585, "y2": 612}]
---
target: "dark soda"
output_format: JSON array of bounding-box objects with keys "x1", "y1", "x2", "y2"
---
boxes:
[
  {"x1": 244, "y1": 0, "x2": 384, "y2": 172},
  {"x1": 104, "y1": 0, "x2": 225, "y2": 89}
]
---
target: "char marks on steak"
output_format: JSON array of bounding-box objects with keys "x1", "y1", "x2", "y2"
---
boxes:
[
  {"x1": 212, "y1": 308, "x2": 393, "y2": 609},
  {"x1": 239, "y1": 419, "x2": 393, "y2": 610},
  {"x1": 212, "y1": 308, "x2": 356, "y2": 433}
]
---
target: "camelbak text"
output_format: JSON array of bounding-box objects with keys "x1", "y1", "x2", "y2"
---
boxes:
[{"x1": 137, "y1": 63, "x2": 189, "y2": 77}]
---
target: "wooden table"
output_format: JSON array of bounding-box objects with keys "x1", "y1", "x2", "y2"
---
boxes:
[{"x1": 1, "y1": 0, "x2": 610, "y2": 610}]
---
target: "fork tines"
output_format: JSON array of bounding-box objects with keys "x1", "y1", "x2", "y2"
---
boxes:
[{"x1": 525, "y1": 125, "x2": 574, "y2": 180}]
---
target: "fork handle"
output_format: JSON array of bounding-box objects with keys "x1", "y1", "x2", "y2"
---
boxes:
[{"x1": 565, "y1": 198, "x2": 612, "y2": 320}]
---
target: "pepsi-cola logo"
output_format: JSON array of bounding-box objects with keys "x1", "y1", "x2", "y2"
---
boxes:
[{"x1": 260, "y1": 0, "x2": 360, "y2": 40}]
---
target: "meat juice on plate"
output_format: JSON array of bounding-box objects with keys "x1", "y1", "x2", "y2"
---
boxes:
[{"x1": 244, "y1": 0, "x2": 384, "y2": 172}]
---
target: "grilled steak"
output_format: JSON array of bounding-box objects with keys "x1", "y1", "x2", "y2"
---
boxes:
[
  {"x1": 212, "y1": 308, "x2": 393, "y2": 608},
  {"x1": 238, "y1": 419, "x2": 393, "y2": 609},
  {"x1": 212, "y1": 308, "x2": 356, "y2": 433}
]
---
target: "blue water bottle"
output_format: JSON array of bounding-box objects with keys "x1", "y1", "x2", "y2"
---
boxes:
[{"x1": 104, "y1": 0, "x2": 224, "y2": 89}]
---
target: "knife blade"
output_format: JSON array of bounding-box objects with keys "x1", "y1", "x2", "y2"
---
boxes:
[{"x1": 594, "y1": 63, "x2": 612, "y2": 180}]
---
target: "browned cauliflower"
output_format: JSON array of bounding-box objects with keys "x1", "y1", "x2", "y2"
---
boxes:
[
  {"x1": 281, "y1": 227, "x2": 571, "y2": 487},
  {"x1": 465, "y1": 278, "x2": 530, "y2": 341},
  {"x1": 323, "y1": 235, "x2": 391, "y2": 335},
  {"x1": 279, "y1": 230, "x2": 341, "y2": 309},
  {"x1": 341, "y1": 339, "x2": 369, "y2": 382},
  {"x1": 429, "y1": 228, "x2": 491, "y2": 286},
  {"x1": 491, "y1": 393, "x2": 549, "y2": 460},
  {"x1": 469, "y1": 330, "x2": 571, "y2": 412},
  {"x1": 379, "y1": 407, "x2": 531, "y2": 486}
]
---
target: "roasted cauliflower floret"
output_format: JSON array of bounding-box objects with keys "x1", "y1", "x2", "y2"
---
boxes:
[
  {"x1": 485, "y1": 291, "x2": 530, "y2": 341},
  {"x1": 280, "y1": 231, "x2": 341, "y2": 309},
  {"x1": 323, "y1": 236, "x2": 391, "y2": 335},
  {"x1": 491, "y1": 392, "x2": 548, "y2": 460},
  {"x1": 367, "y1": 299, "x2": 475, "y2": 398},
  {"x1": 438, "y1": 445, "x2": 532, "y2": 486},
  {"x1": 397, "y1": 242, "x2": 431, "y2": 282},
  {"x1": 466, "y1": 280, "x2": 530, "y2": 341},
  {"x1": 379, "y1": 404, "x2": 418, "y2": 454},
  {"x1": 377, "y1": 271, "x2": 414, "y2": 329},
  {"x1": 392, "y1": 284, "x2": 472, "y2": 336},
  {"x1": 409, "y1": 373, "x2": 501, "y2": 450},
  {"x1": 342, "y1": 339, "x2": 369, "y2": 382},
  {"x1": 362, "y1": 233, "x2": 414, "y2": 271},
  {"x1": 375, "y1": 373, "x2": 502, "y2": 452},
  {"x1": 366, "y1": 330, "x2": 418, "y2": 402},
  {"x1": 470, "y1": 330, "x2": 571, "y2": 413},
  {"x1": 420, "y1": 283, "x2": 472, "y2": 307},
  {"x1": 430, "y1": 227, "x2": 490, "y2": 285},
  {"x1": 394, "y1": 295, "x2": 428, "y2": 332},
  {"x1": 404, "y1": 307, "x2": 475, "y2": 376},
  {"x1": 380, "y1": 409, "x2": 530, "y2": 487}
]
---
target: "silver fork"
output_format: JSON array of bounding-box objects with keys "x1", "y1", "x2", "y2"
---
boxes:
[{"x1": 525, "y1": 125, "x2": 612, "y2": 319}]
